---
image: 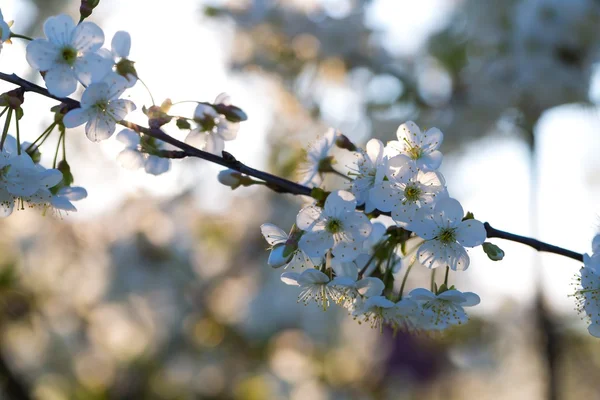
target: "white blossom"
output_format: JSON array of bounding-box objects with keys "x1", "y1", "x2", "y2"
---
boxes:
[
  {"x1": 260, "y1": 223, "x2": 315, "y2": 269},
  {"x1": 327, "y1": 257, "x2": 384, "y2": 309},
  {"x1": 26, "y1": 14, "x2": 112, "y2": 97},
  {"x1": 408, "y1": 288, "x2": 480, "y2": 331},
  {"x1": 359, "y1": 296, "x2": 417, "y2": 332},
  {"x1": 115, "y1": 129, "x2": 170, "y2": 175},
  {"x1": 370, "y1": 155, "x2": 447, "y2": 227},
  {"x1": 574, "y1": 234, "x2": 600, "y2": 337},
  {"x1": 185, "y1": 93, "x2": 239, "y2": 155},
  {"x1": 280, "y1": 269, "x2": 342, "y2": 310},
  {"x1": 350, "y1": 138, "x2": 388, "y2": 213},
  {"x1": 297, "y1": 128, "x2": 338, "y2": 187},
  {"x1": 386, "y1": 121, "x2": 443, "y2": 171},
  {"x1": 410, "y1": 197, "x2": 486, "y2": 271},
  {"x1": 297, "y1": 190, "x2": 372, "y2": 262},
  {"x1": 63, "y1": 73, "x2": 136, "y2": 142},
  {"x1": 99, "y1": 31, "x2": 137, "y2": 88}
]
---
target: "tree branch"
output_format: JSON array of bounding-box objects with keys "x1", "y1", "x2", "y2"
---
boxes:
[
  {"x1": 0, "y1": 72, "x2": 586, "y2": 263},
  {"x1": 484, "y1": 222, "x2": 583, "y2": 262}
]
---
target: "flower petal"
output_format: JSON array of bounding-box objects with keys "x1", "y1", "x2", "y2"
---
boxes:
[
  {"x1": 456, "y1": 219, "x2": 486, "y2": 247},
  {"x1": 298, "y1": 231, "x2": 334, "y2": 259},
  {"x1": 324, "y1": 190, "x2": 356, "y2": 218},
  {"x1": 117, "y1": 149, "x2": 144, "y2": 169},
  {"x1": 144, "y1": 156, "x2": 170, "y2": 175},
  {"x1": 260, "y1": 223, "x2": 288, "y2": 246},
  {"x1": 26, "y1": 39, "x2": 59, "y2": 71},
  {"x1": 75, "y1": 52, "x2": 113, "y2": 86},
  {"x1": 43, "y1": 14, "x2": 75, "y2": 47},
  {"x1": 63, "y1": 108, "x2": 93, "y2": 128},
  {"x1": 296, "y1": 205, "x2": 323, "y2": 231},
  {"x1": 72, "y1": 20, "x2": 104, "y2": 52},
  {"x1": 44, "y1": 64, "x2": 77, "y2": 97},
  {"x1": 111, "y1": 31, "x2": 131, "y2": 58},
  {"x1": 85, "y1": 114, "x2": 115, "y2": 142},
  {"x1": 116, "y1": 129, "x2": 140, "y2": 146}
]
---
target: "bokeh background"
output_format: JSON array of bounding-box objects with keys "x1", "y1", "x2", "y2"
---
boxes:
[{"x1": 1, "y1": 0, "x2": 600, "y2": 399}]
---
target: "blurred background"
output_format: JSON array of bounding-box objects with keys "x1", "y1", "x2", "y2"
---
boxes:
[{"x1": 1, "y1": 0, "x2": 600, "y2": 398}]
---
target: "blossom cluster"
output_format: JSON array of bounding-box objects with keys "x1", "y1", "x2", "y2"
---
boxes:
[
  {"x1": 258, "y1": 121, "x2": 487, "y2": 333},
  {"x1": 574, "y1": 233, "x2": 600, "y2": 337}
]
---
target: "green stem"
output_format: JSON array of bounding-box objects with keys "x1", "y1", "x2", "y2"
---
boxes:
[
  {"x1": 9, "y1": 33, "x2": 33, "y2": 41},
  {"x1": 358, "y1": 240, "x2": 390, "y2": 277},
  {"x1": 0, "y1": 108, "x2": 13, "y2": 150},
  {"x1": 0, "y1": 107, "x2": 8, "y2": 120},
  {"x1": 398, "y1": 258, "x2": 416, "y2": 299},
  {"x1": 52, "y1": 131, "x2": 64, "y2": 168},
  {"x1": 15, "y1": 115, "x2": 20, "y2": 155},
  {"x1": 330, "y1": 169, "x2": 352, "y2": 181},
  {"x1": 30, "y1": 123, "x2": 56, "y2": 149},
  {"x1": 138, "y1": 78, "x2": 155, "y2": 106},
  {"x1": 430, "y1": 269, "x2": 436, "y2": 292},
  {"x1": 443, "y1": 266, "x2": 450, "y2": 287}
]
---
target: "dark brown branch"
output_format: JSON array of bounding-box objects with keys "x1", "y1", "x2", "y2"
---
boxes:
[
  {"x1": 484, "y1": 222, "x2": 583, "y2": 262},
  {"x1": 0, "y1": 72, "x2": 587, "y2": 263}
]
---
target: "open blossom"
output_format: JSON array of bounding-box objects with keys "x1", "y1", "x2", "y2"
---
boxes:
[
  {"x1": 99, "y1": 31, "x2": 137, "y2": 88},
  {"x1": 408, "y1": 288, "x2": 480, "y2": 331},
  {"x1": 297, "y1": 128, "x2": 338, "y2": 187},
  {"x1": 410, "y1": 197, "x2": 486, "y2": 271},
  {"x1": 350, "y1": 139, "x2": 387, "y2": 213},
  {"x1": 26, "y1": 14, "x2": 112, "y2": 97},
  {"x1": 0, "y1": 10, "x2": 10, "y2": 53},
  {"x1": 297, "y1": 190, "x2": 372, "y2": 262},
  {"x1": 63, "y1": 73, "x2": 136, "y2": 142},
  {"x1": 260, "y1": 223, "x2": 315, "y2": 269},
  {"x1": 280, "y1": 269, "x2": 343, "y2": 310},
  {"x1": 0, "y1": 136, "x2": 63, "y2": 216},
  {"x1": 185, "y1": 93, "x2": 239, "y2": 155},
  {"x1": 359, "y1": 296, "x2": 417, "y2": 331},
  {"x1": 50, "y1": 186, "x2": 87, "y2": 212},
  {"x1": 574, "y1": 234, "x2": 600, "y2": 337},
  {"x1": 370, "y1": 155, "x2": 447, "y2": 227},
  {"x1": 387, "y1": 121, "x2": 443, "y2": 171},
  {"x1": 115, "y1": 129, "x2": 170, "y2": 175},
  {"x1": 327, "y1": 257, "x2": 384, "y2": 308}
]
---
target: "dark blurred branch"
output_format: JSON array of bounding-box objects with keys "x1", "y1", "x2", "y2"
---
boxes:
[
  {"x1": 0, "y1": 349, "x2": 31, "y2": 400},
  {"x1": 484, "y1": 222, "x2": 583, "y2": 262},
  {"x1": 0, "y1": 72, "x2": 587, "y2": 263}
]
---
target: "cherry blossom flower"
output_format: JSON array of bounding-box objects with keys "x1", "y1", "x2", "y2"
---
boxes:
[
  {"x1": 327, "y1": 257, "x2": 384, "y2": 308},
  {"x1": 408, "y1": 288, "x2": 480, "y2": 331},
  {"x1": 260, "y1": 223, "x2": 315, "y2": 269},
  {"x1": 280, "y1": 269, "x2": 342, "y2": 310},
  {"x1": 26, "y1": 14, "x2": 112, "y2": 97},
  {"x1": 115, "y1": 129, "x2": 170, "y2": 175},
  {"x1": 387, "y1": 121, "x2": 443, "y2": 171},
  {"x1": 99, "y1": 31, "x2": 137, "y2": 88},
  {"x1": 297, "y1": 128, "x2": 338, "y2": 187},
  {"x1": 359, "y1": 296, "x2": 417, "y2": 331},
  {"x1": 574, "y1": 234, "x2": 600, "y2": 337},
  {"x1": 63, "y1": 73, "x2": 136, "y2": 142},
  {"x1": 50, "y1": 186, "x2": 88, "y2": 212},
  {"x1": 350, "y1": 138, "x2": 388, "y2": 213},
  {"x1": 410, "y1": 197, "x2": 486, "y2": 271},
  {"x1": 370, "y1": 156, "x2": 447, "y2": 227},
  {"x1": 297, "y1": 190, "x2": 372, "y2": 262},
  {"x1": 0, "y1": 10, "x2": 10, "y2": 53},
  {"x1": 185, "y1": 94, "x2": 239, "y2": 155}
]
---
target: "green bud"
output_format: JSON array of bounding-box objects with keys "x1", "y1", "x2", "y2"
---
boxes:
[
  {"x1": 482, "y1": 242, "x2": 505, "y2": 261},
  {"x1": 462, "y1": 211, "x2": 475, "y2": 221},
  {"x1": 335, "y1": 134, "x2": 357, "y2": 152},
  {"x1": 176, "y1": 118, "x2": 191, "y2": 130},
  {"x1": 25, "y1": 144, "x2": 41, "y2": 164},
  {"x1": 310, "y1": 187, "x2": 328, "y2": 202},
  {"x1": 57, "y1": 160, "x2": 74, "y2": 186},
  {"x1": 213, "y1": 104, "x2": 247, "y2": 123},
  {"x1": 79, "y1": 0, "x2": 101, "y2": 22},
  {"x1": 115, "y1": 59, "x2": 138, "y2": 82}
]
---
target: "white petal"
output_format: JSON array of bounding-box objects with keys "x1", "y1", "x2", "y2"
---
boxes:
[
  {"x1": 39, "y1": 169, "x2": 63, "y2": 188},
  {"x1": 356, "y1": 277, "x2": 384, "y2": 297},
  {"x1": 74, "y1": 52, "x2": 113, "y2": 85},
  {"x1": 43, "y1": 14, "x2": 75, "y2": 47},
  {"x1": 111, "y1": 31, "x2": 131, "y2": 58},
  {"x1": 51, "y1": 195, "x2": 76, "y2": 211},
  {"x1": 419, "y1": 150, "x2": 443, "y2": 170},
  {"x1": 437, "y1": 290, "x2": 467, "y2": 304},
  {"x1": 407, "y1": 288, "x2": 436, "y2": 302},
  {"x1": 387, "y1": 154, "x2": 415, "y2": 183},
  {"x1": 268, "y1": 245, "x2": 293, "y2": 268},
  {"x1": 364, "y1": 296, "x2": 395, "y2": 310},
  {"x1": 588, "y1": 324, "x2": 600, "y2": 338},
  {"x1": 80, "y1": 82, "x2": 109, "y2": 107},
  {"x1": 59, "y1": 186, "x2": 87, "y2": 200},
  {"x1": 396, "y1": 121, "x2": 421, "y2": 144},
  {"x1": 296, "y1": 205, "x2": 323, "y2": 231},
  {"x1": 260, "y1": 223, "x2": 288, "y2": 246},
  {"x1": 280, "y1": 272, "x2": 301, "y2": 286},
  {"x1": 108, "y1": 99, "x2": 135, "y2": 121},
  {"x1": 71, "y1": 21, "x2": 104, "y2": 52},
  {"x1": 102, "y1": 73, "x2": 129, "y2": 99},
  {"x1": 446, "y1": 242, "x2": 470, "y2": 271},
  {"x1": 369, "y1": 183, "x2": 399, "y2": 213},
  {"x1": 460, "y1": 292, "x2": 481, "y2": 307},
  {"x1": 298, "y1": 269, "x2": 330, "y2": 285},
  {"x1": 144, "y1": 156, "x2": 170, "y2": 175},
  {"x1": 409, "y1": 211, "x2": 439, "y2": 240},
  {"x1": 417, "y1": 240, "x2": 447, "y2": 269},
  {"x1": 365, "y1": 139, "x2": 384, "y2": 163},
  {"x1": 216, "y1": 121, "x2": 239, "y2": 141},
  {"x1": 330, "y1": 259, "x2": 358, "y2": 280},
  {"x1": 26, "y1": 39, "x2": 59, "y2": 71},
  {"x1": 324, "y1": 190, "x2": 356, "y2": 218},
  {"x1": 85, "y1": 114, "x2": 115, "y2": 142},
  {"x1": 456, "y1": 219, "x2": 486, "y2": 247},
  {"x1": 115, "y1": 129, "x2": 140, "y2": 146},
  {"x1": 332, "y1": 240, "x2": 362, "y2": 262},
  {"x1": 214, "y1": 93, "x2": 231, "y2": 105},
  {"x1": 44, "y1": 64, "x2": 78, "y2": 97},
  {"x1": 432, "y1": 197, "x2": 464, "y2": 228},
  {"x1": 63, "y1": 108, "x2": 93, "y2": 128},
  {"x1": 117, "y1": 149, "x2": 144, "y2": 169},
  {"x1": 340, "y1": 212, "x2": 372, "y2": 240},
  {"x1": 298, "y1": 231, "x2": 334, "y2": 259}
]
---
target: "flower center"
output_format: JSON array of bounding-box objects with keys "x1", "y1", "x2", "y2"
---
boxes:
[
  {"x1": 60, "y1": 46, "x2": 78, "y2": 66},
  {"x1": 326, "y1": 218, "x2": 343, "y2": 234},
  {"x1": 94, "y1": 101, "x2": 109, "y2": 114},
  {"x1": 407, "y1": 145, "x2": 423, "y2": 160},
  {"x1": 404, "y1": 184, "x2": 422, "y2": 202},
  {"x1": 438, "y1": 228, "x2": 456, "y2": 244}
]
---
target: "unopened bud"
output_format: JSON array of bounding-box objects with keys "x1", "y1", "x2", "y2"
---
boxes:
[
  {"x1": 218, "y1": 169, "x2": 243, "y2": 189},
  {"x1": 482, "y1": 242, "x2": 505, "y2": 261},
  {"x1": 80, "y1": 0, "x2": 100, "y2": 22},
  {"x1": 335, "y1": 134, "x2": 357, "y2": 152},
  {"x1": 268, "y1": 244, "x2": 293, "y2": 268}
]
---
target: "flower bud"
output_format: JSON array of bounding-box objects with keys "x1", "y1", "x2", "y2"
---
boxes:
[
  {"x1": 218, "y1": 169, "x2": 243, "y2": 189},
  {"x1": 335, "y1": 133, "x2": 356, "y2": 152},
  {"x1": 482, "y1": 242, "x2": 504, "y2": 261},
  {"x1": 268, "y1": 244, "x2": 293, "y2": 268}
]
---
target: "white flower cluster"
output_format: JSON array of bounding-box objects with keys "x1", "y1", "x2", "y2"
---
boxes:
[
  {"x1": 0, "y1": 136, "x2": 85, "y2": 216},
  {"x1": 574, "y1": 233, "x2": 600, "y2": 337},
  {"x1": 258, "y1": 121, "x2": 487, "y2": 333}
]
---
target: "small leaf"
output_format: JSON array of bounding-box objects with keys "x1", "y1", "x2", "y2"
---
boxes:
[
  {"x1": 176, "y1": 118, "x2": 191, "y2": 130},
  {"x1": 462, "y1": 211, "x2": 475, "y2": 221},
  {"x1": 482, "y1": 242, "x2": 505, "y2": 261}
]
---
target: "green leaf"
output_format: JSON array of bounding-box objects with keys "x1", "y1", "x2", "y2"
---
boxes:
[
  {"x1": 482, "y1": 242, "x2": 505, "y2": 261},
  {"x1": 176, "y1": 118, "x2": 191, "y2": 130},
  {"x1": 462, "y1": 211, "x2": 475, "y2": 221}
]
